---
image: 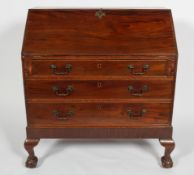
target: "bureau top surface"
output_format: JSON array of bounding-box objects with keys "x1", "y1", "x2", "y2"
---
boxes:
[{"x1": 22, "y1": 9, "x2": 177, "y2": 57}]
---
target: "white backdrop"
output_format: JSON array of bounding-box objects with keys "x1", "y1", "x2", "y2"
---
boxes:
[{"x1": 0, "y1": 0, "x2": 194, "y2": 174}]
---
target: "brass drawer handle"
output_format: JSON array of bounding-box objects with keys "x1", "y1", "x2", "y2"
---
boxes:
[
  {"x1": 52, "y1": 110, "x2": 75, "y2": 120},
  {"x1": 127, "y1": 109, "x2": 147, "y2": 119},
  {"x1": 128, "y1": 64, "x2": 149, "y2": 75},
  {"x1": 52, "y1": 85, "x2": 74, "y2": 96},
  {"x1": 128, "y1": 85, "x2": 148, "y2": 96},
  {"x1": 50, "y1": 64, "x2": 72, "y2": 75}
]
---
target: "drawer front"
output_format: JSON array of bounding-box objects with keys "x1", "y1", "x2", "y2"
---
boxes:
[
  {"x1": 29, "y1": 60, "x2": 168, "y2": 77},
  {"x1": 26, "y1": 80, "x2": 173, "y2": 100},
  {"x1": 27, "y1": 103, "x2": 171, "y2": 127}
]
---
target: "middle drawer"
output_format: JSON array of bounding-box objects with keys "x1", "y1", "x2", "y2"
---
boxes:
[{"x1": 26, "y1": 80, "x2": 173, "y2": 100}]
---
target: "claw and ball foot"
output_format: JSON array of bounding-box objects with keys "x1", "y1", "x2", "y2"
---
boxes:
[
  {"x1": 24, "y1": 139, "x2": 40, "y2": 168},
  {"x1": 159, "y1": 139, "x2": 175, "y2": 168}
]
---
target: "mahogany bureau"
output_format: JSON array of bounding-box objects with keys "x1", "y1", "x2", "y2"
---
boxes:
[{"x1": 22, "y1": 9, "x2": 178, "y2": 168}]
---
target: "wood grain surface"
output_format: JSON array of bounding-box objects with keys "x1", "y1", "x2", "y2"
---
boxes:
[
  {"x1": 22, "y1": 9, "x2": 177, "y2": 56},
  {"x1": 26, "y1": 103, "x2": 171, "y2": 127},
  {"x1": 22, "y1": 9, "x2": 178, "y2": 168}
]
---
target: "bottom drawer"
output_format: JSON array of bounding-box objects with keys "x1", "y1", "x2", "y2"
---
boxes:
[{"x1": 27, "y1": 103, "x2": 171, "y2": 127}]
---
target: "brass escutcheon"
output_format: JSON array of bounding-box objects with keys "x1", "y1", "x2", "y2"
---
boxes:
[
  {"x1": 97, "y1": 82, "x2": 103, "y2": 88},
  {"x1": 97, "y1": 63, "x2": 102, "y2": 69},
  {"x1": 95, "y1": 9, "x2": 106, "y2": 19}
]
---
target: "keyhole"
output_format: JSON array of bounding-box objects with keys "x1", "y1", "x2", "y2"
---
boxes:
[
  {"x1": 97, "y1": 82, "x2": 102, "y2": 88},
  {"x1": 97, "y1": 63, "x2": 102, "y2": 69},
  {"x1": 97, "y1": 105, "x2": 103, "y2": 110}
]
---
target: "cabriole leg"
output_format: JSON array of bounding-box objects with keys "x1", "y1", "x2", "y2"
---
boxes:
[
  {"x1": 159, "y1": 139, "x2": 175, "y2": 168},
  {"x1": 24, "y1": 139, "x2": 40, "y2": 168}
]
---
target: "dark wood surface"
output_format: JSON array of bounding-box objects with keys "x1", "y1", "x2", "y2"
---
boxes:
[
  {"x1": 22, "y1": 9, "x2": 178, "y2": 168},
  {"x1": 27, "y1": 103, "x2": 171, "y2": 127},
  {"x1": 30, "y1": 59, "x2": 169, "y2": 77},
  {"x1": 25, "y1": 80, "x2": 173, "y2": 99},
  {"x1": 22, "y1": 9, "x2": 177, "y2": 56},
  {"x1": 22, "y1": 56, "x2": 176, "y2": 80},
  {"x1": 26, "y1": 127, "x2": 173, "y2": 139}
]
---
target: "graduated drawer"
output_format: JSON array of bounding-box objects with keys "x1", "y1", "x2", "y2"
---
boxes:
[
  {"x1": 29, "y1": 60, "x2": 169, "y2": 77},
  {"x1": 25, "y1": 80, "x2": 173, "y2": 100},
  {"x1": 27, "y1": 103, "x2": 171, "y2": 127}
]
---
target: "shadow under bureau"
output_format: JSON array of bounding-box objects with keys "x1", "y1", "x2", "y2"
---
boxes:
[{"x1": 21, "y1": 9, "x2": 178, "y2": 168}]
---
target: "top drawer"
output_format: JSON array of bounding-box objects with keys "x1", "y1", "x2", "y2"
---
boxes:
[{"x1": 26, "y1": 59, "x2": 171, "y2": 78}]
